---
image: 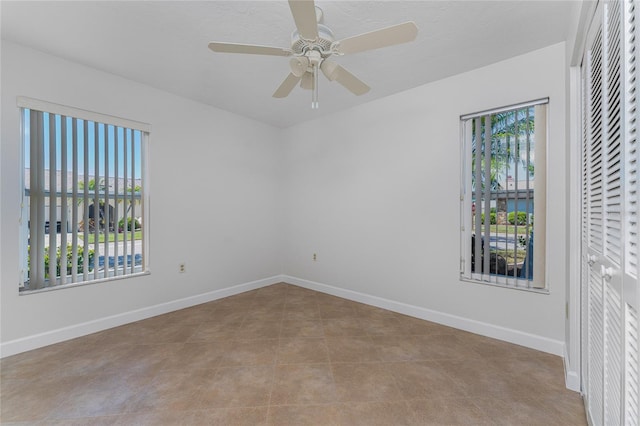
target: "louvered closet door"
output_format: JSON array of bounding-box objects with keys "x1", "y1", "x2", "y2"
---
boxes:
[
  {"x1": 583, "y1": 16, "x2": 607, "y2": 425},
  {"x1": 602, "y1": 3, "x2": 623, "y2": 423},
  {"x1": 581, "y1": 1, "x2": 640, "y2": 425},
  {"x1": 622, "y1": 0, "x2": 640, "y2": 423}
]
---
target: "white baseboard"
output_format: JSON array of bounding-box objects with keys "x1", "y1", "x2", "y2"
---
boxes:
[
  {"x1": 0, "y1": 275, "x2": 285, "y2": 358},
  {"x1": 2, "y1": 274, "x2": 569, "y2": 368},
  {"x1": 283, "y1": 275, "x2": 566, "y2": 357},
  {"x1": 563, "y1": 345, "x2": 582, "y2": 392},
  {"x1": 564, "y1": 370, "x2": 581, "y2": 393}
]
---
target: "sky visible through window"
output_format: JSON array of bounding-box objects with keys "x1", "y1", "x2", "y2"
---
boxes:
[{"x1": 23, "y1": 109, "x2": 142, "y2": 183}]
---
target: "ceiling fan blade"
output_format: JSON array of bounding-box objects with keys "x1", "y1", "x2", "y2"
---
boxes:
[
  {"x1": 300, "y1": 72, "x2": 314, "y2": 90},
  {"x1": 273, "y1": 73, "x2": 301, "y2": 98},
  {"x1": 320, "y1": 60, "x2": 370, "y2": 96},
  {"x1": 332, "y1": 21, "x2": 418, "y2": 55},
  {"x1": 208, "y1": 42, "x2": 292, "y2": 57},
  {"x1": 290, "y1": 56, "x2": 310, "y2": 77},
  {"x1": 288, "y1": 0, "x2": 319, "y2": 40}
]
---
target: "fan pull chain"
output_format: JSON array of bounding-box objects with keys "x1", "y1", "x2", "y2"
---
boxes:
[{"x1": 312, "y1": 63, "x2": 319, "y2": 109}]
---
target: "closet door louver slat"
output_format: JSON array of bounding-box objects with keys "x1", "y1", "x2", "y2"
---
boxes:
[{"x1": 623, "y1": 1, "x2": 640, "y2": 424}]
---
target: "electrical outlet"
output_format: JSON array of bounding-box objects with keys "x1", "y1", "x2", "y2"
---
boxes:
[
  {"x1": 179, "y1": 263, "x2": 186, "y2": 273},
  {"x1": 313, "y1": 253, "x2": 317, "y2": 261}
]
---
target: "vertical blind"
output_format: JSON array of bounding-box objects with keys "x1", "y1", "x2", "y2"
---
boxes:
[
  {"x1": 460, "y1": 99, "x2": 547, "y2": 290},
  {"x1": 20, "y1": 98, "x2": 149, "y2": 291}
]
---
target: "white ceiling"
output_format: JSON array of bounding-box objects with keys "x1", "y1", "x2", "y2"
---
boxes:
[{"x1": 1, "y1": 1, "x2": 578, "y2": 128}]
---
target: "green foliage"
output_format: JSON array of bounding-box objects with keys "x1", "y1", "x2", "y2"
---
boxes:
[
  {"x1": 480, "y1": 212, "x2": 497, "y2": 225},
  {"x1": 78, "y1": 178, "x2": 105, "y2": 191},
  {"x1": 40, "y1": 244, "x2": 94, "y2": 279},
  {"x1": 118, "y1": 217, "x2": 141, "y2": 231},
  {"x1": 507, "y1": 211, "x2": 528, "y2": 226},
  {"x1": 518, "y1": 235, "x2": 527, "y2": 248},
  {"x1": 470, "y1": 107, "x2": 536, "y2": 191}
]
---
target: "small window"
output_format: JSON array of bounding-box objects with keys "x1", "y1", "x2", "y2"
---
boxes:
[
  {"x1": 460, "y1": 99, "x2": 547, "y2": 291},
  {"x1": 19, "y1": 98, "x2": 150, "y2": 292}
]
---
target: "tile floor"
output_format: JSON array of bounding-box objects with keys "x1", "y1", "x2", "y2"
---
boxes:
[{"x1": 1, "y1": 283, "x2": 586, "y2": 425}]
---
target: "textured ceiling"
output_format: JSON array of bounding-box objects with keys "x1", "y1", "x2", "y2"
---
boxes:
[{"x1": 1, "y1": 1, "x2": 578, "y2": 128}]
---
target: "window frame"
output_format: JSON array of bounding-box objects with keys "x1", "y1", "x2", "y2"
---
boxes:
[
  {"x1": 18, "y1": 97, "x2": 151, "y2": 293},
  {"x1": 459, "y1": 98, "x2": 548, "y2": 293}
]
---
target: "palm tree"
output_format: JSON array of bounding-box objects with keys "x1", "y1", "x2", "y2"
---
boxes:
[{"x1": 471, "y1": 107, "x2": 535, "y2": 192}]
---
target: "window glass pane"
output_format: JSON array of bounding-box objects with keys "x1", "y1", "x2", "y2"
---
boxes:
[
  {"x1": 461, "y1": 100, "x2": 546, "y2": 291},
  {"x1": 21, "y1": 105, "x2": 148, "y2": 291}
]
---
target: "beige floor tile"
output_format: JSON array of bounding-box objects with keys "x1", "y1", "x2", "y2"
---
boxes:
[
  {"x1": 237, "y1": 319, "x2": 282, "y2": 339},
  {"x1": 1, "y1": 376, "x2": 70, "y2": 422},
  {"x1": 277, "y1": 338, "x2": 330, "y2": 364},
  {"x1": 331, "y1": 362, "x2": 402, "y2": 402},
  {"x1": 109, "y1": 410, "x2": 195, "y2": 426},
  {"x1": 112, "y1": 343, "x2": 183, "y2": 375},
  {"x1": 326, "y1": 336, "x2": 381, "y2": 362},
  {"x1": 0, "y1": 284, "x2": 585, "y2": 425},
  {"x1": 284, "y1": 294, "x2": 319, "y2": 306},
  {"x1": 270, "y1": 364, "x2": 338, "y2": 405},
  {"x1": 267, "y1": 404, "x2": 340, "y2": 425},
  {"x1": 322, "y1": 317, "x2": 369, "y2": 337},
  {"x1": 371, "y1": 335, "x2": 422, "y2": 362},
  {"x1": 88, "y1": 322, "x2": 150, "y2": 346},
  {"x1": 283, "y1": 305, "x2": 321, "y2": 321},
  {"x1": 125, "y1": 369, "x2": 206, "y2": 414},
  {"x1": 319, "y1": 304, "x2": 358, "y2": 319},
  {"x1": 47, "y1": 372, "x2": 154, "y2": 419},
  {"x1": 338, "y1": 401, "x2": 416, "y2": 426},
  {"x1": 162, "y1": 341, "x2": 233, "y2": 371},
  {"x1": 537, "y1": 392, "x2": 588, "y2": 425},
  {"x1": 197, "y1": 365, "x2": 274, "y2": 408},
  {"x1": 244, "y1": 306, "x2": 285, "y2": 322},
  {"x1": 408, "y1": 398, "x2": 491, "y2": 425},
  {"x1": 187, "y1": 320, "x2": 244, "y2": 342},
  {"x1": 360, "y1": 317, "x2": 411, "y2": 336},
  {"x1": 473, "y1": 395, "x2": 572, "y2": 426},
  {"x1": 280, "y1": 320, "x2": 324, "y2": 338},
  {"x1": 435, "y1": 358, "x2": 527, "y2": 398},
  {"x1": 199, "y1": 307, "x2": 247, "y2": 324},
  {"x1": 188, "y1": 407, "x2": 269, "y2": 425},
  {"x1": 412, "y1": 334, "x2": 478, "y2": 361},
  {"x1": 494, "y1": 353, "x2": 568, "y2": 394},
  {"x1": 387, "y1": 361, "x2": 466, "y2": 399},
  {"x1": 49, "y1": 343, "x2": 133, "y2": 378},
  {"x1": 217, "y1": 338, "x2": 279, "y2": 367},
  {"x1": 38, "y1": 416, "x2": 120, "y2": 425}
]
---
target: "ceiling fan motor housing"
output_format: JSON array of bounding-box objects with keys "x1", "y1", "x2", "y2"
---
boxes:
[{"x1": 291, "y1": 24, "x2": 334, "y2": 55}]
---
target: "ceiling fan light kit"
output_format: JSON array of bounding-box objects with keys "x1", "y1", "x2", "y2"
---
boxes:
[{"x1": 208, "y1": 0, "x2": 418, "y2": 109}]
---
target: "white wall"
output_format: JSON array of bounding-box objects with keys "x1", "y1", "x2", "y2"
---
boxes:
[
  {"x1": 1, "y1": 40, "x2": 571, "y2": 360},
  {"x1": 282, "y1": 43, "x2": 568, "y2": 352},
  {"x1": 0, "y1": 41, "x2": 283, "y2": 350}
]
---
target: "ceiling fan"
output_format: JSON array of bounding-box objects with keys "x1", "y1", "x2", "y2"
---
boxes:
[{"x1": 208, "y1": 0, "x2": 418, "y2": 109}]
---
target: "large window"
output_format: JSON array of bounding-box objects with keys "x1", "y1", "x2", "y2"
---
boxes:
[
  {"x1": 19, "y1": 98, "x2": 150, "y2": 292},
  {"x1": 460, "y1": 99, "x2": 547, "y2": 291}
]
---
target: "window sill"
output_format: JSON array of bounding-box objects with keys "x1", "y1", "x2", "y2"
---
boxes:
[
  {"x1": 459, "y1": 275, "x2": 549, "y2": 294},
  {"x1": 19, "y1": 270, "x2": 150, "y2": 295}
]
